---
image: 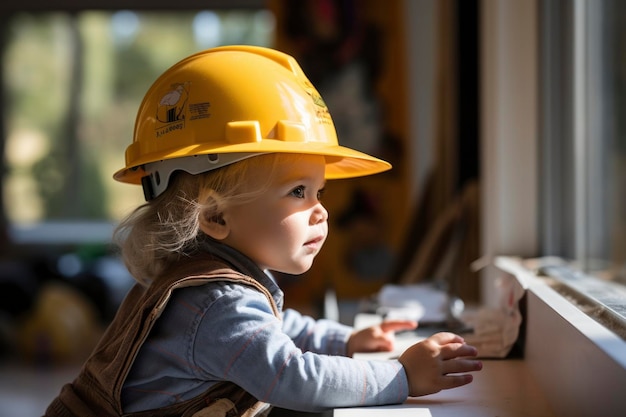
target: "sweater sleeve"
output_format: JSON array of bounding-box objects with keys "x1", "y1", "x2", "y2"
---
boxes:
[
  {"x1": 193, "y1": 283, "x2": 409, "y2": 412},
  {"x1": 281, "y1": 308, "x2": 353, "y2": 356}
]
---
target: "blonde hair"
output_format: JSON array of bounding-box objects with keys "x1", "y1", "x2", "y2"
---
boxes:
[{"x1": 113, "y1": 154, "x2": 284, "y2": 285}]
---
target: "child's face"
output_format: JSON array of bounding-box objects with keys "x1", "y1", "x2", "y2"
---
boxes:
[{"x1": 220, "y1": 154, "x2": 328, "y2": 275}]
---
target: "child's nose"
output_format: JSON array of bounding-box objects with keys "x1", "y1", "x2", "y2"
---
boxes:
[{"x1": 311, "y1": 203, "x2": 328, "y2": 224}]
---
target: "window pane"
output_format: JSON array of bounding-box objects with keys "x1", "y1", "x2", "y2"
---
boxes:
[
  {"x1": 593, "y1": 0, "x2": 626, "y2": 283},
  {"x1": 3, "y1": 10, "x2": 275, "y2": 225},
  {"x1": 541, "y1": 0, "x2": 626, "y2": 286}
]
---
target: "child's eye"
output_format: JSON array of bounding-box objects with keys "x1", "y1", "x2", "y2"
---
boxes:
[
  {"x1": 317, "y1": 188, "x2": 325, "y2": 201},
  {"x1": 290, "y1": 186, "x2": 306, "y2": 199}
]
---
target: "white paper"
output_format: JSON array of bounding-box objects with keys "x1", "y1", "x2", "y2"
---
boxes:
[
  {"x1": 334, "y1": 405, "x2": 433, "y2": 416},
  {"x1": 377, "y1": 284, "x2": 449, "y2": 323}
]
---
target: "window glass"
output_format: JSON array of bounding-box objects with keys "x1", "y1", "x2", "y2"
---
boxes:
[
  {"x1": 582, "y1": 0, "x2": 625, "y2": 283},
  {"x1": 601, "y1": 1, "x2": 626, "y2": 283},
  {"x1": 541, "y1": 0, "x2": 626, "y2": 285},
  {"x1": 3, "y1": 10, "x2": 275, "y2": 225}
]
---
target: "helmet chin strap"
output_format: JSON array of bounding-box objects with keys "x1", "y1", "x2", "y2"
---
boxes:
[{"x1": 140, "y1": 152, "x2": 263, "y2": 201}]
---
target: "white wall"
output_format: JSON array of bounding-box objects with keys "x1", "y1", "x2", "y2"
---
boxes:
[{"x1": 480, "y1": 0, "x2": 539, "y2": 305}]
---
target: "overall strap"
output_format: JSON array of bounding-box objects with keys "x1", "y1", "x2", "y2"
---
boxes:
[{"x1": 46, "y1": 258, "x2": 280, "y2": 417}]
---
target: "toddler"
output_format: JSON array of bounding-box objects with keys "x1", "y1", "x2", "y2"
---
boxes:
[{"x1": 45, "y1": 45, "x2": 481, "y2": 417}]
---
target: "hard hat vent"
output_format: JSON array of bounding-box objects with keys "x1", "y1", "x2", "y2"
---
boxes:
[
  {"x1": 225, "y1": 121, "x2": 263, "y2": 144},
  {"x1": 277, "y1": 120, "x2": 308, "y2": 142}
]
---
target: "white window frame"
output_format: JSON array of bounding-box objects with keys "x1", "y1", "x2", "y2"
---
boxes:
[
  {"x1": 480, "y1": 0, "x2": 539, "y2": 302},
  {"x1": 480, "y1": 1, "x2": 626, "y2": 415}
]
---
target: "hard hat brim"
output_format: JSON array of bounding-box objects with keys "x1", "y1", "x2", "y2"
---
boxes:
[{"x1": 113, "y1": 141, "x2": 391, "y2": 185}]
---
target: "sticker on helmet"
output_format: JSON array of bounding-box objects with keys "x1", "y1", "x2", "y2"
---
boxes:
[
  {"x1": 189, "y1": 102, "x2": 211, "y2": 121},
  {"x1": 301, "y1": 80, "x2": 332, "y2": 126},
  {"x1": 155, "y1": 82, "x2": 189, "y2": 138}
]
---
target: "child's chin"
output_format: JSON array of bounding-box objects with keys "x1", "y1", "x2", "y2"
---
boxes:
[{"x1": 279, "y1": 264, "x2": 313, "y2": 276}]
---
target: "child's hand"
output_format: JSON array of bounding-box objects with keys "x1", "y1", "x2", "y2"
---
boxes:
[
  {"x1": 398, "y1": 332, "x2": 482, "y2": 397},
  {"x1": 347, "y1": 320, "x2": 418, "y2": 357}
]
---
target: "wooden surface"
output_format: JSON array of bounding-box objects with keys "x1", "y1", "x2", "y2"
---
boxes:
[{"x1": 334, "y1": 359, "x2": 555, "y2": 417}]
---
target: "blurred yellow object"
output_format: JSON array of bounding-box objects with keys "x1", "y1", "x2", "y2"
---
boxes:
[{"x1": 17, "y1": 282, "x2": 101, "y2": 364}]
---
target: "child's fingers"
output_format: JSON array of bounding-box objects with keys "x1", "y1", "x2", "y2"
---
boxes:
[
  {"x1": 440, "y1": 343, "x2": 479, "y2": 360},
  {"x1": 429, "y1": 332, "x2": 467, "y2": 345},
  {"x1": 438, "y1": 373, "x2": 475, "y2": 391},
  {"x1": 431, "y1": 332, "x2": 465, "y2": 345},
  {"x1": 441, "y1": 358, "x2": 483, "y2": 375},
  {"x1": 379, "y1": 320, "x2": 418, "y2": 333}
]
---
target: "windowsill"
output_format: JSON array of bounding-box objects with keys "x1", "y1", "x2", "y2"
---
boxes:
[{"x1": 494, "y1": 256, "x2": 626, "y2": 416}]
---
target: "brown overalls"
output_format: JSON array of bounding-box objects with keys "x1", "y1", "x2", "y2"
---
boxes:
[{"x1": 44, "y1": 254, "x2": 278, "y2": 417}]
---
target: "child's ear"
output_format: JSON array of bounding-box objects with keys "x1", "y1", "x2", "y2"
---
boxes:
[{"x1": 199, "y1": 209, "x2": 229, "y2": 240}]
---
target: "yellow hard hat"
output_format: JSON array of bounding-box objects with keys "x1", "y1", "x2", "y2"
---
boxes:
[{"x1": 113, "y1": 45, "x2": 391, "y2": 200}]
